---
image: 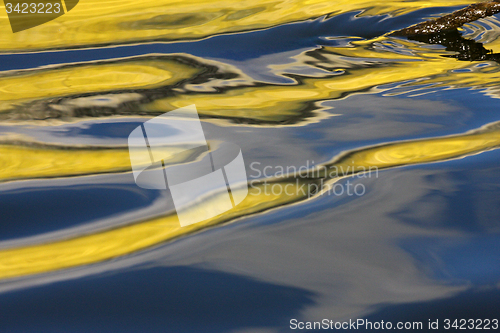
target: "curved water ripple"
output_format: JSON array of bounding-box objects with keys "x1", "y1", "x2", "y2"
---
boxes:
[{"x1": 1, "y1": 1, "x2": 500, "y2": 330}]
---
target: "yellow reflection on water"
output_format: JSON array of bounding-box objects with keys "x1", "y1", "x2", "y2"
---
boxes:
[
  {"x1": 2, "y1": 36, "x2": 500, "y2": 123},
  {"x1": 144, "y1": 38, "x2": 500, "y2": 122},
  {"x1": 0, "y1": 142, "x2": 190, "y2": 182},
  {"x1": 1, "y1": 121, "x2": 500, "y2": 280},
  {"x1": 1, "y1": 0, "x2": 500, "y2": 282},
  {"x1": 0, "y1": 0, "x2": 473, "y2": 51},
  {"x1": 0, "y1": 59, "x2": 200, "y2": 112},
  {"x1": 330, "y1": 122, "x2": 500, "y2": 173},
  {"x1": 0, "y1": 181, "x2": 306, "y2": 280}
]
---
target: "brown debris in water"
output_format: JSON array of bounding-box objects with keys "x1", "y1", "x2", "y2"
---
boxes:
[{"x1": 391, "y1": 1, "x2": 500, "y2": 36}]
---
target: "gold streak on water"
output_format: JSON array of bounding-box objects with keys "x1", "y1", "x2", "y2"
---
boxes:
[
  {"x1": 331, "y1": 122, "x2": 500, "y2": 172},
  {"x1": 1, "y1": 0, "x2": 500, "y2": 281},
  {"x1": 0, "y1": 0, "x2": 473, "y2": 51},
  {"x1": 1, "y1": 121, "x2": 500, "y2": 280},
  {"x1": 0, "y1": 59, "x2": 199, "y2": 112},
  {"x1": 0, "y1": 143, "x2": 190, "y2": 182},
  {"x1": 0, "y1": 183, "x2": 305, "y2": 280},
  {"x1": 144, "y1": 29, "x2": 500, "y2": 120},
  {"x1": 4, "y1": 38, "x2": 498, "y2": 123},
  {"x1": 144, "y1": 41, "x2": 497, "y2": 121},
  {"x1": 2, "y1": 33, "x2": 500, "y2": 123}
]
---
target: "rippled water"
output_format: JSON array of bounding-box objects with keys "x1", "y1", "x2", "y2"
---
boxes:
[{"x1": 1, "y1": 1, "x2": 500, "y2": 332}]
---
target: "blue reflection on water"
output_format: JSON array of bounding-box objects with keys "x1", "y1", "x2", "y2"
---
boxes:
[
  {"x1": 0, "y1": 266, "x2": 315, "y2": 333},
  {"x1": 0, "y1": 7, "x2": 462, "y2": 71},
  {"x1": 0, "y1": 184, "x2": 161, "y2": 241}
]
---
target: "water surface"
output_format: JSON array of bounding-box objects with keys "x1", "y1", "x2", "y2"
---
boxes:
[{"x1": 0, "y1": 1, "x2": 499, "y2": 332}]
